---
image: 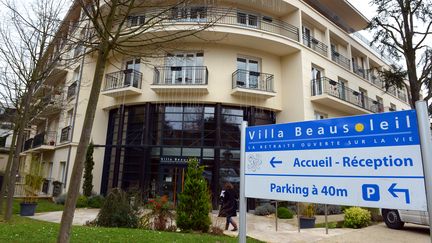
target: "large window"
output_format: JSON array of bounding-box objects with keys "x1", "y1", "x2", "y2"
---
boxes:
[{"x1": 165, "y1": 53, "x2": 204, "y2": 84}]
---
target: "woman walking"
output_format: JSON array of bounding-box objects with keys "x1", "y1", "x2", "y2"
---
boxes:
[{"x1": 218, "y1": 182, "x2": 238, "y2": 231}]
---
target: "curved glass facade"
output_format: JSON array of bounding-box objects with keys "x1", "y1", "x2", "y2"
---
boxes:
[{"x1": 101, "y1": 103, "x2": 274, "y2": 205}]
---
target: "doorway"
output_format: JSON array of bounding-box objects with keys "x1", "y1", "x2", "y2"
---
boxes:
[{"x1": 158, "y1": 165, "x2": 186, "y2": 205}]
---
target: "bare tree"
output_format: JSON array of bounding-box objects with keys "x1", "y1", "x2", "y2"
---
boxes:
[
  {"x1": 57, "y1": 0, "x2": 222, "y2": 241},
  {"x1": 0, "y1": 0, "x2": 73, "y2": 220},
  {"x1": 369, "y1": 0, "x2": 432, "y2": 109}
]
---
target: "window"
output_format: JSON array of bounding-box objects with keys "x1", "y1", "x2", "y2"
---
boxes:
[
  {"x1": 73, "y1": 66, "x2": 80, "y2": 81},
  {"x1": 59, "y1": 161, "x2": 66, "y2": 183},
  {"x1": 311, "y1": 66, "x2": 323, "y2": 95},
  {"x1": 236, "y1": 57, "x2": 260, "y2": 89},
  {"x1": 376, "y1": 96, "x2": 384, "y2": 112},
  {"x1": 314, "y1": 112, "x2": 327, "y2": 120},
  {"x1": 128, "y1": 15, "x2": 145, "y2": 27},
  {"x1": 67, "y1": 109, "x2": 74, "y2": 126},
  {"x1": 359, "y1": 88, "x2": 367, "y2": 108},
  {"x1": 165, "y1": 53, "x2": 204, "y2": 84},
  {"x1": 303, "y1": 26, "x2": 311, "y2": 47},
  {"x1": 338, "y1": 78, "x2": 347, "y2": 100},
  {"x1": 170, "y1": 6, "x2": 207, "y2": 21},
  {"x1": 237, "y1": 12, "x2": 258, "y2": 27},
  {"x1": 73, "y1": 42, "x2": 84, "y2": 57},
  {"x1": 124, "y1": 58, "x2": 141, "y2": 87},
  {"x1": 390, "y1": 103, "x2": 397, "y2": 111},
  {"x1": 67, "y1": 81, "x2": 77, "y2": 99}
]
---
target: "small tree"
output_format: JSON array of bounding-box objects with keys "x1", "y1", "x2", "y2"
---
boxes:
[
  {"x1": 176, "y1": 158, "x2": 211, "y2": 232},
  {"x1": 82, "y1": 142, "x2": 94, "y2": 197}
]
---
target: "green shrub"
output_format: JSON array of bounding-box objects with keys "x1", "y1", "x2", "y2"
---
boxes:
[
  {"x1": 95, "y1": 188, "x2": 139, "y2": 228},
  {"x1": 88, "y1": 195, "x2": 105, "y2": 208},
  {"x1": 363, "y1": 207, "x2": 383, "y2": 222},
  {"x1": 254, "y1": 205, "x2": 269, "y2": 216},
  {"x1": 344, "y1": 207, "x2": 371, "y2": 228},
  {"x1": 54, "y1": 193, "x2": 67, "y2": 205},
  {"x1": 76, "y1": 195, "x2": 88, "y2": 208},
  {"x1": 263, "y1": 203, "x2": 276, "y2": 214},
  {"x1": 176, "y1": 158, "x2": 212, "y2": 232},
  {"x1": 83, "y1": 142, "x2": 94, "y2": 197},
  {"x1": 277, "y1": 207, "x2": 294, "y2": 219}
]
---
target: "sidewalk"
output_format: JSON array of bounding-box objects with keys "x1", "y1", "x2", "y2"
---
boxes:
[{"x1": 29, "y1": 209, "x2": 352, "y2": 242}]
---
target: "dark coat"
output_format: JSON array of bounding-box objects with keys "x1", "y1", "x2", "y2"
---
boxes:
[{"x1": 218, "y1": 188, "x2": 237, "y2": 217}]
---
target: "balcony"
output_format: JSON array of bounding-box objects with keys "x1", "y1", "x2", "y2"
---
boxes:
[
  {"x1": 302, "y1": 33, "x2": 328, "y2": 56},
  {"x1": 101, "y1": 70, "x2": 142, "y2": 97},
  {"x1": 311, "y1": 77, "x2": 382, "y2": 114},
  {"x1": 151, "y1": 66, "x2": 208, "y2": 94},
  {"x1": 60, "y1": 126, "x2": 72, "y2": 143},
  {"x1": 231, "y1": 69, "x2": 275, "y2": 99},
  {"x1": 23, "y1": 131, "x2": 56, "y2": 152},
  {"x1": 165, "y1": 7, "x2": 299, "y2": 42},
  {"x1": 38, "y1": 94, "x2": 63, "y2": 117},
  {"x1": 331, "y1": 51, "x2": 350, "y2": 70}
]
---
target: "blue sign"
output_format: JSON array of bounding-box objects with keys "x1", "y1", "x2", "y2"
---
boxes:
[{"x1": 244, "y1": 110, "x2": 427, "y2": 211}]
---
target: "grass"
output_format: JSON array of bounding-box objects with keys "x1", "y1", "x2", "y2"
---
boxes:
[
  {"x1": 0, "y1": 216, "x2": 262, "y2": 243},
  {"x1": 4, "y1": 198, "x2": 64, "y2": 215}
]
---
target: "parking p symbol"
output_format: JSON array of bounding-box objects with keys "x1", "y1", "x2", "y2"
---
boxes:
[{"x1": 362, "y1": 184, "x2": 380, "y2": 201}]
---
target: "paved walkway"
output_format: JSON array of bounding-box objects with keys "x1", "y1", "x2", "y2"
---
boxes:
[{"x1": 28, "y1": 209, "x2": 430, "y2": 242}]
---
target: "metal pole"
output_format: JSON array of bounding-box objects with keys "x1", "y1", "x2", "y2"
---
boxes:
[
  {"x1": 275, "y1": 201, "x2": 278, "y2": 231},
  {"x1": 297, "y1": 202, "x2": 300, "y2": 233},
  {"x1": 415, "y1": 101, "x2": 432, "y2": 243},
  {"x1": 239, "y1": 121, "x2": 248, "y2": 243},
  {"x1": 325, "y1": 204, "x2": 328, "y2": 234}
]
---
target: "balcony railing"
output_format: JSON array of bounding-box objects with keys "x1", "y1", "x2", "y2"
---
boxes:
[
  {"x1": 32, "y1": 131, "x2": 57, "y2": 148},
  {"x1": 104, "y1": 70, "x2": 142, "y2": 91},
  {"x1": 158, "y1": 7, "x2": 299, "y2": 42},
  {"x1": 153, "y1": 66, "x2": 208, "y2": 85},
  {"x1": 232, "y1": 69, "x2": 274, "y2": 92},
  {"x1": 302, "y1": 33, "x2": 328, "y2": 56},
  {"x1": 311, "y1": 77, "x2": 382, "y2": 113},
  {"x1": 60, "y1": 126, "x2": 72, "y2": 143},
  {"x1": 331, "y1": 51, "x2": 351, "y2": 70}
]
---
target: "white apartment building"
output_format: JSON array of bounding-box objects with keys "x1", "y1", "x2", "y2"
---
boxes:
[{"x1": 19, "y1": 0, "x2": 410, "y2": 206}]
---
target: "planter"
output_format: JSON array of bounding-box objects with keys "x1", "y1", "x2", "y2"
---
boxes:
[
  {"x1": 20, "y1": 202, "x2": 37, "y2": 216},
  {"x1": 299, "y1": 216, "x2": 316, "y2": 229}
]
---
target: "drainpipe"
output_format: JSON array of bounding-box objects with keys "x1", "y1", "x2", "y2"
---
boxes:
[{"x1": 63, "y1": 28, "x2": 88, "y2": 189}]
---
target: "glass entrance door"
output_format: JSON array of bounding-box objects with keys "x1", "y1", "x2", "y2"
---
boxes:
[{"x1": 158, "y1": 165, "x2": 186, "y2": 204}]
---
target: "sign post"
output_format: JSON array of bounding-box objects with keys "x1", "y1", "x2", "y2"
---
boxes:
[
  {"x1": 244, "y1": 110, "x2": 426, "y2": 210},
  {"x1": 415, "y1": 101, "x2": 432, "y2": 242},
  {"x1": 239, "y1": 121, "x2": 247, "y2": 243}
]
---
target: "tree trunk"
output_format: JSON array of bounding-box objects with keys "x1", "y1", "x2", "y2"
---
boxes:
[
  {"x1": 4, "y1": 86, "x2": 34, "y2": 221},
  {"x1": 0, "y1": 128, "x2": 17, "y2": 214},
  {"x1": 57, "y1": 47, "x2": 110, "y2": 243}
]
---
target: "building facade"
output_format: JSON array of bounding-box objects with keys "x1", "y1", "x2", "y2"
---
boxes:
[{"x1": 19, "y1": 0, "x2": 411, "y2": 205}]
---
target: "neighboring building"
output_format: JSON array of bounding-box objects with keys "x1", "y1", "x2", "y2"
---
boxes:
[{"x1": 19, "y1": 1, "x2": 411, "y2": 205}]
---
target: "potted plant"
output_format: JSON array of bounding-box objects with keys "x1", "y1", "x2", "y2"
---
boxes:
[
  {"x1": 20, "y1": 157, "x2": 44, "y2": 216},
  {"x1": 299, "y1": 203, "x2": 316, "y2": 228}
]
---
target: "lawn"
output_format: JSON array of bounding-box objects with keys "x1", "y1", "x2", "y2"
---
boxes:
[
  {"x1": 5, "y1": 198, "x2": 64, "y2": 214},
  {"x1": 0, "y1": 216, "x2": 261, "y2": 243}
]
